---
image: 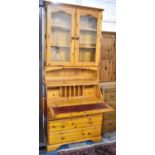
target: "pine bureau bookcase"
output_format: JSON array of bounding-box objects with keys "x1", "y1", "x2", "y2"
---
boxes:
[{"x1": 44, "y1": 1, "x2": 113, "y2": 152}]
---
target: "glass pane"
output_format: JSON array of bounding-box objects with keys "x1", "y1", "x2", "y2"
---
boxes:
[
  {"x1": 79, "y1": 16, "x2": 97, "y2": 62},
  {"x1": 79, "y1": 48, "x2": 95, "y2": 62},
  {"x1": 51, "y1": 11, "x2": 71, "y2": 62},
  {"x1": 51, "y1": 47, "x2": 70, "y2": 62}
]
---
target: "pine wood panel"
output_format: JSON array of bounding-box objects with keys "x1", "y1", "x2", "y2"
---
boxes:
[
  {"x1": 105, "y1": 101, "x2": 116, "y2": 109},
  {"x1": 100, "y1": 82, "x2": 116, "y2": 133},
  {"x1": 104, "y1": 111, "x2": 116, "y2": 120},
  {"x1": 99, "y1": 32, "x2": 116, "y2": 82},
  {"x1": 45, "y1": 66, "x2": 99, "y2": 84},
  {"x1": 104, "y1": 92, "x2": 116, "y2": 101},
  {"x1": 103, "y1": 119, "x2": 116, "y2": 132},
  {"x1": 48, "y1": 114, "x2": 102, "y2": 132},
  {"x1": 48, "y1": 125, "x2": 101, "y2": 145}
]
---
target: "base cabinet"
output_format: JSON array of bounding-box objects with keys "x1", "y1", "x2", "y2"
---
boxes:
[{"x1": 47, "y1": 114, "x2": 102, "y2": 152}]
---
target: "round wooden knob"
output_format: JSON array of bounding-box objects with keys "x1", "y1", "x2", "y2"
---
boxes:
[
  {"x1": 61, "y1": 125, "x2": 65, "y2": 128},
  {"x1": 61, "y1": 136, "x2": 65, "y2": 140}
]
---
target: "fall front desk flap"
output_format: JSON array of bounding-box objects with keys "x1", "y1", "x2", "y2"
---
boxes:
[{"x1": 48, "y1": 103, "x2": 113, "y2": 119}]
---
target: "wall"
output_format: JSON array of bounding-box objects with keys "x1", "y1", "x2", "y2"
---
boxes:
[{"x1": 51, "y1": 0, "x2": 116, "y2": 32}]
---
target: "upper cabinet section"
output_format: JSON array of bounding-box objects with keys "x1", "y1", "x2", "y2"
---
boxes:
[{"x1": 45, "y1": 4, "x2": 103, "y2": 67}]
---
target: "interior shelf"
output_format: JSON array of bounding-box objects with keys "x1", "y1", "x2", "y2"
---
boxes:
[
  {"x1": 52, "y1": 25, "x2": 70, "y2": 31},
  {"x1": 51, "y1": 45, "x2": 70, "y2": 47},
  {"x1": 79, "y1": 46, "x2": 96, "y2": 49},
  {"x1": 80, "y1": 28, "x2": 97, "y2": 32}
]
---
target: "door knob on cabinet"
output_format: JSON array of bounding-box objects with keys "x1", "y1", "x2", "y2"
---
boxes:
[{"x1": 71, "y1": 36, "x2": 79, "y2": 40}]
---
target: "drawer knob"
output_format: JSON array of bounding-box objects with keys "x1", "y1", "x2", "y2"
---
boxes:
[
  {"x1": 61, "y1": 125, "x2": 65, "y2": 128},
  {"x1": 52, "y1": 126, "x2": 56, "y2": 128},
  {"x1": 61, "y1": 136, "x2": 65, "y2": 140},
  {"x1": 82, "y1": 133, "x2": 85, "y2": 135},
  {"x1": 88, "y1": 133, "x2": 91, "y2": 135}
]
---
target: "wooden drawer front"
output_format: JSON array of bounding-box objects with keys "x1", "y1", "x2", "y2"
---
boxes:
[
  {"x1": 103, "y1": 111, "x2": 116, "y2": 120},
  {"x1": 48, "y1": 114, "x2": 102, "y2": 132},
  {"x1": 105, "y1": 101, "x2": 116, "y2": 109},
  {"x1": 48, "y1": 125, "x2": 101, "y2": 145},
  {"x1": 105, "y1": 92, "x2": 116, "y2": 101}
]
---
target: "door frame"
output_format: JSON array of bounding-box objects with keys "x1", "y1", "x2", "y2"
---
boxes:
[
  {"x1": 75, "y1": 8, "x2": 102, "y2": 66},
  {"x1": 46, "y1": 5, "x2": 75, "y2": 66}
]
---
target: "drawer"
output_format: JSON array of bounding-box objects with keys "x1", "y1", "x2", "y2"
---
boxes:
[
  {"x1": 105, "y1": 101, "x2": 116, "y2": 109},
  {"x1": 105, "y1": 92, "x2": 116, "y2": 101},
  {"x1": 48, "y1": 125, "x2": 101, "y2": 145},
  {"x1": 103, "y1": 111, "x2": 116, "y2": 120},
  {"x1": 48, "y1": 114, "x2": 102, "y2": 132}
]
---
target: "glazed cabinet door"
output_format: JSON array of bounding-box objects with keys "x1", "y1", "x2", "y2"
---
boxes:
[
  {"x1": 46, "y1": 5, "x2": 75, "y2": 66},
  {"x1": 75, "y1": 9, "x2": 102, "y2": 66}
]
